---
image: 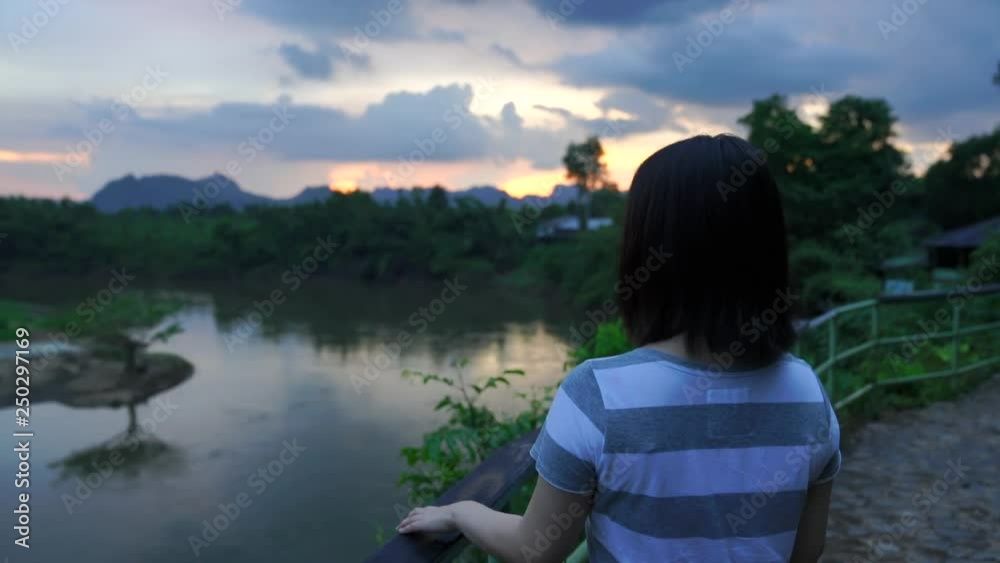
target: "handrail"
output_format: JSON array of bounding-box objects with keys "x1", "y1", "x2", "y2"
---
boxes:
[
  {"x1": 365, "y1": 430, "x2": 540, "y2": 563},
  {"x1": 877, "y1": 283, "x2": 1000, "y2": 303},
  {"x1": 366, "y1": 282, "x2": 1000, "y2": 562},
  {"x1": 807, "y1": 283, "x2": 1000, "y2": 409}
]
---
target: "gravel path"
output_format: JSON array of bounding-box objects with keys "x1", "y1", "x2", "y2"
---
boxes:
[{"x1": 822, "y1": 375, "x2": 1000, "y2": 562}]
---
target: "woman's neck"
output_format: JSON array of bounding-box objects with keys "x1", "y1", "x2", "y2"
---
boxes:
[{"x1": 644, "y1": 334, "x2": 714, "y2": 365}]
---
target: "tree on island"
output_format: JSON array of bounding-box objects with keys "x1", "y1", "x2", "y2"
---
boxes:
[
  {"x1": 80, "y1": 292, "x2": 186, "y2": 374},
  {"x1": 562, "y1": 136, "x2": 609, "y2": 231},
  {"x1": 77, "y1": 292, "x2": 187, "y2": 433}
]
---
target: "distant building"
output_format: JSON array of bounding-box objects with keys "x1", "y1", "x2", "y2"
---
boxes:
[
  {"x1": 925, "y1": 216, "x2": 1000, "y2": 270},
  {"x1": 535, "y1": 216, "x2": 614, "y2": 240},
  {"x1": 880, "y1": 216, "x2": 1000, "y2": 291}
]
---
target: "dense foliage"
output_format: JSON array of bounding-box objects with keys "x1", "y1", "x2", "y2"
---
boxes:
[{"x1": 0, "y1": 188, "x2": 567, "y2": 282}]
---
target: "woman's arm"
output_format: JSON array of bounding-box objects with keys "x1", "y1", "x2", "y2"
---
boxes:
[
  {"x1": 398, "y1": 478, "x2": 591, "y2": 563},
  {"x1": 789, "y1": 481, "x2": 833, "y2": 563}
]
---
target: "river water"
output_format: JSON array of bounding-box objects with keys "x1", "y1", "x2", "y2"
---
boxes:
[{"x1": 0, "y1": 280, "x2": 576, "y2": 562}]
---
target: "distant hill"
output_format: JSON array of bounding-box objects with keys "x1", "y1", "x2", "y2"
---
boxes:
[
  {"x1": 89, "y1": 173, "x2": 582, "y2": 213},
  {"x1": 91, "y1": 174, "x2": 274, "y2": 212}
]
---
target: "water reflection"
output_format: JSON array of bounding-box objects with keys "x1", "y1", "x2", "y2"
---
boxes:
[
  {"x1": 50, "y1": 434, "x2": 184, "y2": 483},
  {"x1": 0, "y1": 280, "x2": 574, "y2": 562}
]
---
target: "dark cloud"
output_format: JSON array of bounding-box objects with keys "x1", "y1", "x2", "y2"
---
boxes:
[
  {"x1": 86, "y1": 84, "x2": 591, "y2": 167},
  {"x1": 848, "y1": 0, "x2": 1000, "y2": 131},
  {"x1": 530, "y1": 0, "x2": 746, "y2": 27},
  {"x1": 53, "y1": 83, "x2": 661, "y2": 171},
  {"x1": 242, "y1": 0, "x2": 416, "y2": 37},
  {"x1": 553, "y1": 23, "x2": 875, "y2": 107},
  {"x1": 428, "y1": 28, "x2": 466, "y2": 42},
  {"x1": 547, "y1": 0, "x2": 999, "y2": 140},
  {"x1": 278, "y1": 43, "x2": 333, "y2": 81}
]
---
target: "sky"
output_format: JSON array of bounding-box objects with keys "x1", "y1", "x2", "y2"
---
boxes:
[{"x1": 0, "y1": 0, "x2": 997, "y2": 200}]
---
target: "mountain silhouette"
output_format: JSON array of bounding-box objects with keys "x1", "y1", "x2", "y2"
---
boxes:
[{"x1": 89, "y1": 173, "x2": 582, "y2": 213}]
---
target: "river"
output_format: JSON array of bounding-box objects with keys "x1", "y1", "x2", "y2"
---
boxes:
[{"x1": 0, "y1": 279, "x2": 576, "y2": 562}]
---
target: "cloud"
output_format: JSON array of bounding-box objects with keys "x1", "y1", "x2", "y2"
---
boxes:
[
  {"x1": 476, "y1": 0, "x2": 753, "y2": 27},
  {"x1": 40, "y1": 82, "x2": 664, "y2": 172},
  {"x1": 278, "y1": 43, "x2": 333, "y2": 80},
  {"x1": 241, "y1": 0, "x2": 416, "y2": 37},
  {"x1": 546, "y1": 0, "x2": 1000, "y2": 140},
  {"x1": 489, "y1": 43, "x2": 526, "y2": 67},
  {"x1": 553, "y1": 22, "x2": 875, "y2": 107},
  {"x1": 535, "y1": 89, "x2": 674, "y2": 141},
  {"x1": 428, "y1": 28, "x2": 466, "y2": 42},
  {"x1": 94, "y1": 84, "x2": 571, "y2": 166}
]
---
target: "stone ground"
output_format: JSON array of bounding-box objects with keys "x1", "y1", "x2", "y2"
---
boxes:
[{"x1": 822, "y1": 375, "x2": 1000, "y2": 562}]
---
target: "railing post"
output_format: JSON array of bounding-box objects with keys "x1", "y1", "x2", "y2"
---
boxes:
[
  {"x1": 828, "y1": 315, "x2": 837, "y2": 401},
  {"x1": 871, "y1": 303, "x2": 880, "y2": 387},
  {"x1": 871, "y1": 303, "x2": 879, "y2": 340},
  {"x1": 951, "y1": 304, "x2": 961, "y2": 374}
]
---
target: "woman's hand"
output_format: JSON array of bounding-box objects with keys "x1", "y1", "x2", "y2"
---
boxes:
[{"x1": 397, "y1": 505, "x2": 458, "y2": 535}]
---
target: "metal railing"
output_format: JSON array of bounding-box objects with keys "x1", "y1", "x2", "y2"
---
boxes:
[
  {"x1": 796, "y1": 283, "x2": 1000, "y2": 410},
  {"x1": 367, "y1": 283, "x2": 1000, "y2": 563}
]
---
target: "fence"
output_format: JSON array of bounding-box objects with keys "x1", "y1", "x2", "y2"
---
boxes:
[{"x1": 796, "y1": 283, "x2": 1000, "y2": 409}]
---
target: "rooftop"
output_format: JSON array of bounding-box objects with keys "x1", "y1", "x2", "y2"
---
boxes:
[{"x1": 924, "y1": 216, "x2": 1000, "y2": 249}]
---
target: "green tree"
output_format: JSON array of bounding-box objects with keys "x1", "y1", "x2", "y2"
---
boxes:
[
  {"x1": 739, "y1": 94, "x2": 912, "y2": 312},
  {"x1": 562, "y1": 136, "x2": 608, "y2": 230},
  {"x1": 924, "y1": 127, "x2": 1000, "y2": 229},
  {"x1": 79, "y1": 292, "x2": 186, "y2": 375}
]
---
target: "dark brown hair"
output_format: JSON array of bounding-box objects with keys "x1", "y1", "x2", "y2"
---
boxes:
[{"x1": 618, "y1": 134, "x2": 796, "y2": 366}]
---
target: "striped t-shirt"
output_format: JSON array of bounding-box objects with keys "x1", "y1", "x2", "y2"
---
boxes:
[{"x1": 530, "y1": 347, "x2": 841, "y2": 562}]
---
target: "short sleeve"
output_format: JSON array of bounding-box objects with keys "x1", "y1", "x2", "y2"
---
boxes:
[
  {"x1": 812, "y1": 399, "x2": 842, "y2": 484},
  {"x1": 530, "y1": 362, "x2": 605, "y2": 495}
]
